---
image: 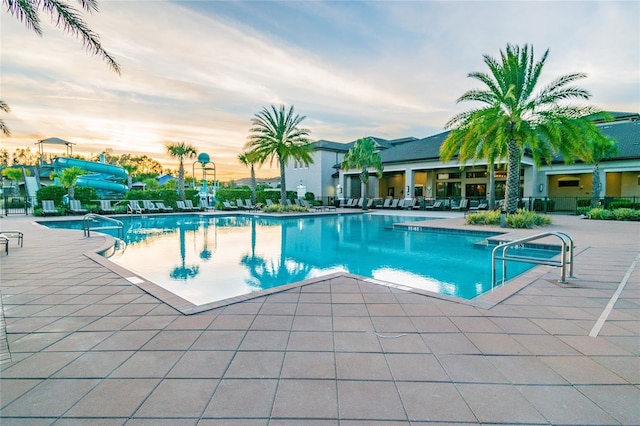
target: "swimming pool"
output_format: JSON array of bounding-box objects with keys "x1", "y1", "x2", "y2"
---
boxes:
[{"x1": 41, "y1": 213, "x2": 557, "y2": 305}]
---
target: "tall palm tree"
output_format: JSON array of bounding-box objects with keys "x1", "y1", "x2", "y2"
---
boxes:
[
  {"x1": 342, "y1": 137, "x2": 384, "y2": 211},
  {"x1": 441, "y1": 44, "x2": 609, "y2": 213},
  {"x1": 3, "y1": 0, "x2": 121, "y2": 74},
  {"x1": 165, "y1": 141, "x2": 197, "y2": 201},
  {"x1": 245, "y1": 104, "x2": 313, "y2": 205},
  {"x1": 589, "y1": 137, "x2": 618, "y2": 207},
  {"x1": 238, "y1": 150, "x2": 259, "y2": 205},
  {"x1": 0, "y1": 100, "x2": 10, "y2": 136}
]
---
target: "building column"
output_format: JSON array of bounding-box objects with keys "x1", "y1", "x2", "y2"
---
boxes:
[{"x1": 404, "y1": 167, "x2": 413, "y2": 200}]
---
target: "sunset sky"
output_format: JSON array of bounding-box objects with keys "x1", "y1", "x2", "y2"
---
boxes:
[{"x1": 2, "y1": 0, "x2": 638, "y2": 180}]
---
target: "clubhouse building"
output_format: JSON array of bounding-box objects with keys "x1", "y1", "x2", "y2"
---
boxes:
[{"x1": 285, "y1": 112, "x2": 640, "y2": 211}]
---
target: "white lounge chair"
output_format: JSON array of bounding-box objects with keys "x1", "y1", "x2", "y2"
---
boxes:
[
  {"x1": 99, "y1": 200, "x2": 116, "y2": 214},
  {"x1": 69, "y1": 199, "x2": 87, "y2": 214},
  {"x1": 142, "y1": 200, "x2": 160, "y2": 213},
  {"x1": 41, "y1": 200, "x2": 59, "y2": 216},
  {"x1": 128, "y1": 200, "x2": 143, "y2": 214},
  {"x1": 155, "y1": 202, "x2": 173, "y2": 212}
]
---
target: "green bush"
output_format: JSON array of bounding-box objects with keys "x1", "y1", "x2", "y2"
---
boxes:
[
  {"x1": 587, "y1": 207, "x2": 640, "y2": 221},
  {"x1": 125, "y1": 189, "x2": 180, "y2": 207},
  {"x1": 215, "y1": 188, "x2": 252, "y2": 203},
  {"x1": 466, "y1": 210, "x2": 501, "y2": 225},
  {"x1": 608, "y1": 199, "x2": 640, "y2": 210},
  {"x1": 466, "y1": 209, "x2": 551, "y2": 228},
  {"x1": 74, "y1": 186, "x2": 98, "y2": 205},
  {"x1": 263, "y1": 204, "x2": 309, "y2": 213},
  {"x1": 36, "y1": 185, "x2": 66, "y2": 206},
  {"x1": 577, "y1": 198, "x2": 592, "y2": 207}
]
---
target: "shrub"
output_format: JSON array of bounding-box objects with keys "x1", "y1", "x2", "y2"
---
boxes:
[
  {"x1": 74, "y1": 186, "x2": 98, "y2": 205},
  {"x1": 588, "y1": 207, "x2": 640, "y2": 221},
  {"x1": 608, "y1": 199, "x2": 640, "y2": 210},
  {"x1": 466, "y1": 210, "x2": 501, "y2": 225},
  {"x1": 36, "y1": 185, "x2": 66, "y2": 206},
  {"x1": 215, "y1": 188, "x2": 252, "y2": 203},
  {"x1": 263, "y1": 204, "x2": 309, "y2": 213},
  {"x1": 577, "y1": 198, "x2": 592, "y2": 207},
  {"x1": 466, "y1": 209, "x2": 551, "y2": 228}
]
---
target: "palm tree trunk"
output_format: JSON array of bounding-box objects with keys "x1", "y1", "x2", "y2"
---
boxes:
[
  {"x1": 361, "y1": 175, "x2": 368, "y2": 211},
  {"x1": 250, "y1": 164, "x2": 257, "y2": 204},
  {"x1": 505, "y1": 140, "x2": 521, "y2": 214},
  {"x1": 279, "y1": 156, "x2": 287, "y2": 205},
  {"x1": 591, "y1": 164, "x2": 600, "y2": 207},
  {"x1": 178, "y1": 159, "x2": 185, "y2": 201},
  {"x1": 488, "y1": 163, "x2": 496, "y2": 210}
]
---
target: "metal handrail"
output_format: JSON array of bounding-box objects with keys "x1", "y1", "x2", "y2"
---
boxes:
[
  {"x1": 491, "y1": 231, "x2": 574, "y2": 287},
  {"x1": 83, "y1": 213, "x2": 125, "y2": 239}
]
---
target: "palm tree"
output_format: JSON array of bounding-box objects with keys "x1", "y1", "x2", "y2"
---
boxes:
[
  {"x1": 238, "y1": 150, "x2": 258, "y2": 205},
  {"x1": 245, "y1": 104, "x2": 313, "y2": 205},
  {"x1": 0, "y1": 100, "x2": 10, "y2": 136},
  {"x1": 342, "y1": 137, "x2": 384, "y2": 211},
  {"x1": 165, "y1": 141, "x2": 197, "y2": 201},
  {"x1": 54, "y1": 166, "x2": 86, "y2": 199},
  {"x1": 441, "y1": 44, "x2": 609, "y2": 213},
  {"x1": 588, "y1": 137, "x2": 618, "y2": 207},
  {"x1": 3, "y1": 0, "x2": 121, "y2": 74}
]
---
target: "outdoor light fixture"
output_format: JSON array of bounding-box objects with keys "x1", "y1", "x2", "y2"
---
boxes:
[{"x1": 539, "y1": 183, "x2": 544, "y2": 193}]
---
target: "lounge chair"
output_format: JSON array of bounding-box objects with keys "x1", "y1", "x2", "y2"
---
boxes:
[
  {"x1": 236, "y1": 199, "x2": 248, "y2": 209},
  {"x1": 41, "y1": 200, "x2": 59, "y2": 216},
  {"x1": 0, "y1": 230, "x2": 23, "y2": 248},
  {"x1": 245, "y1": 199, "x2": 257, "y2": 210},
  {"x1": 176, "y1": 200, "x2": 188, "y2": 211},
  {"x1": 452, "y1": 199, "x2": 469, "y2": 211},
  {"x1": 184, "y1": 200, "x2": 201, "y2": 211},
  {"x1": 403, "y1": 198, "x2": 416, "y2": 209},
  {"x1": 128, "y1": 200, "x2": 143, "y2": 214},
  {"x1": 222, "y1": 201, "x2": 238, "y2": 210},
  {"x1": 99, "y1": 200, "x2": 116, "y2": 214},
  {"x1": 142, "y1": 200, "x2": 160, "y2": 213},
  {"x1": 69, "y1": 199, "x2": 88, "y2": 214},
  {"x1": 0, "y1": 235, "x2": 8, "y2": 255},
  {"x1": 266, "y1": 199, "x2": 275, "y2": 207},
  {"x1": 425, "y1": 200, "x2": 442, "y2": 210},
  {"x1": 382, "y1": 198, "x2": 391, "y2": 208},
  {"x1": 156, "y1": 202, "x2": 173, "y2": 212},
  {"x1": 389, "y1": 199, "x2": 399, "y2": 209},
  {"x1": 469, "y1": 201, "x2": 488, "y2": 211}
]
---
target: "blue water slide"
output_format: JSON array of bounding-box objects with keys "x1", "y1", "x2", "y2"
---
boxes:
[{"x1": 53, "y1": 157, "x2": 129, "y2": 193}]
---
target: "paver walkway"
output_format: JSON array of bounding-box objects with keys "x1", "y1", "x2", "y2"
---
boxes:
[{"x1": 0, "y1": 212, "x2": 638, "y2": 425}]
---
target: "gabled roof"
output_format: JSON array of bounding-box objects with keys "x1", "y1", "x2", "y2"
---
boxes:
[
  {"x1": 310, "y1": 139, "x2": 353, "y2": 152},
  {"x1": 379, "y1": 131, "x2": 450, "y2": 163},
  {"x1": 551, "y1": 119, "x2": 640, "y2": 163}
]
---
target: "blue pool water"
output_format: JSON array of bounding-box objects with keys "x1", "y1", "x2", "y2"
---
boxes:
[{"x1": 41, "y1": 214, "x2": 556, "y2": 305}]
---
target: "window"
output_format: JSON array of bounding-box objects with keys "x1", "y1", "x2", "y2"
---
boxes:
[
  {"x1": 558, "y1": 180, "x2": 579, "y2": 187},
  {"x1": 466, "y1": 171, "x2": 487, "y2": 179},
  {"x1": 465, "y1": 184, "x2": 486, "y2": 197},
  {"x1": 436, "y1": 182, "x2": 461, "y2": 197}
]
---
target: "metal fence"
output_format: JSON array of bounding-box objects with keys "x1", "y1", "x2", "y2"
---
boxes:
[{"x1": 2, "y1": 195, "x2": 37, "y2": 216}]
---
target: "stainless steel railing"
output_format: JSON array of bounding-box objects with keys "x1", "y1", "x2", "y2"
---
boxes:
[
  {"x1": 491, "y1": 231, "x2": 574, "y2": 287},
  {"x1": 82, "y1": 213, "x2": 125, "y2": 240}
]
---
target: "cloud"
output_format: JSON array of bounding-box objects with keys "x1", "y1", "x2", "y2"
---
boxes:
[{"x1": 1, "y1": 0, "x2": 638, "y2": 180}]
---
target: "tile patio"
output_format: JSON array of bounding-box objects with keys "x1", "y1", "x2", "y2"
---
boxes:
[{"x1": 0, "y1": 211, "x2": 638, "y2": 425}]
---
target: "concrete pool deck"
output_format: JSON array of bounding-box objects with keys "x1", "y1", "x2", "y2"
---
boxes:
[{"x1": 0, "y1": 210, "x2": 638, "y2": 425}]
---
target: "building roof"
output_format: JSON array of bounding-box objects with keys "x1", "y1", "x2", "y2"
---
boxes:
[
  {"x1": 312, "y1": 112, "x2": 639, "y2": 165},
  {"x1": 379, "y1": 131, "x2": 450, "y2": 163}
]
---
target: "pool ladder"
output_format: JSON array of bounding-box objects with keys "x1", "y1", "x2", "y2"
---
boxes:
[
  {"x1": 83, "y1": 213, "x2": 125, "y2": 240},
  {"x1": 491, "y1": 231, "x2": 574, "y2": 287}
]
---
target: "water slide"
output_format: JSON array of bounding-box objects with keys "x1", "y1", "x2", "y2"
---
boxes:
[
  {"x1": 24, "y1": 175, "x2": 39, "y2": 199},
  {"x1": 53, "y1": 157, "x2": 129, "y2": 194}
]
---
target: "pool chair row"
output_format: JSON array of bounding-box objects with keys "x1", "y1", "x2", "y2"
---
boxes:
[{"x1": 126, "y1": 200, "x2": 176, "y2": 214}]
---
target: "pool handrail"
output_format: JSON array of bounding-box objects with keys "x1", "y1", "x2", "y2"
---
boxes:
[
  {"x1": 83, "y1": 213, "x2": 125, "y2": 240},
  {"x1": 491, "y1": 231, "x2": 574, "y2": 287}
]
